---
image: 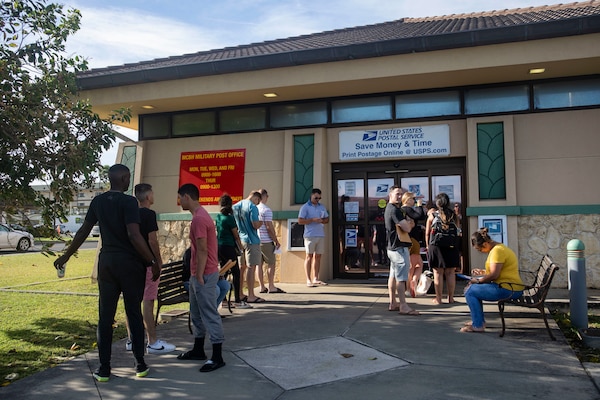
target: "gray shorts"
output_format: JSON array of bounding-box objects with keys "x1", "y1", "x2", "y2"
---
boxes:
[
  {"x1": 243, "y1": 243, "x2": 262, "y2": 266},
  {"x1": 261, "y1": 242, "x2": 277, "y2": 265}
]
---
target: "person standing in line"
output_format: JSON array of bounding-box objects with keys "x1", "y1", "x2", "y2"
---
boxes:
[
  {"x1": 124, "y1": 184, "x2": 176, "y2": 354},
  {"x1": 425, "y1": 192, "x2": 460, "y2": 304},
  {"x1": 257, "y1": 188, "x2": 285, "y2": 294},
  {"x1": 176, "y1": 184, "x2": 226, "y2": 372},
  {"x1": 298, "y1": 188, "x2": 329, "y2": 287},
  {"x1": 54, "y1": 164, "x2": 159, "y2": 381},
  {"x1": 400, "y1": 191, "x2": 427, "y2": 298},
  {"x1": 384, "y1": 185, "x2": 419, "y2": 315},
  {"x1": 215, "y1": 194, "x2": 251, "y2": 309},
  {"x1": 233, "y1": 191, "x2": 265, "y2": 303}
]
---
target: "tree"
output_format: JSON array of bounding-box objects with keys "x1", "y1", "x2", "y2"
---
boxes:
[{"x1": 0, "y1": 0, "x2": 128, "y2": 232}]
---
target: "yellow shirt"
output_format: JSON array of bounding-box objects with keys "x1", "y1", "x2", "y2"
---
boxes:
[{"x1": 485, "y1": 243, "x2": 524, "y2": 290}]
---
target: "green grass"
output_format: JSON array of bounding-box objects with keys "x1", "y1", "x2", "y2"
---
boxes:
[
  {"x1": 551, "y1": 307, "x2": 600, "y2": 363},
  {"x1": 0, "y1": 250, "x2": 144, "y2": 386}
]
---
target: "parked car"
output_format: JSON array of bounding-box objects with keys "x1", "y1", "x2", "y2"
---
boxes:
[
  {"x1": 91, "y1": 224, "x2": 100, "y2": 237},
  {"x1": 0, "y1": 223, "x2": 34, "y2": 252}
]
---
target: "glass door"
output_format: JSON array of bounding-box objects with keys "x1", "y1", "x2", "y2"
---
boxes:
[{"x1": 335, "y1": 177, "x2": 369, "y2": 278}]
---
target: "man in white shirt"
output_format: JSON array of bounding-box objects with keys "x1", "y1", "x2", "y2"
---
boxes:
[{"x1": 256, "y1": 189, "x2": 285, "y2": 294}]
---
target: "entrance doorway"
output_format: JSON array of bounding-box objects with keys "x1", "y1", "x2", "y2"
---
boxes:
[{"x1": 332, "y1": 158, "x2": 466, "y2": 279}]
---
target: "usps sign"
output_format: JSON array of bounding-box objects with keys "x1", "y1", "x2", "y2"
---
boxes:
[{"x1": 339, "y1": 125, "x2": 450, "y2": 161}]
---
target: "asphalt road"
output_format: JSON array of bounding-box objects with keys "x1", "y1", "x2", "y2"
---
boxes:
[{"x1": 0, "y1": 239, "x2": 99, "y2": 255}]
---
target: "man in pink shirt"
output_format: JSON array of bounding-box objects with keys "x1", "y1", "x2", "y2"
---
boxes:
[{"x1": 176, "y1": 184, "x2": 225, "y2": 372}]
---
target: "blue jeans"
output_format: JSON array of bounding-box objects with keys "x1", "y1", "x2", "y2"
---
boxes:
[
  {"x1": 189, "y1": 272, "x2": 225, "y2": 344},
  {"x1": 387, "y1": 247, "x2": 410, "y2": 281},
  {"x1": 186, "y1": 278, "x2": 230, "y2": 307},
  {"x1": 216, "y1": 278, "x2": 231, "y2": 306},
  {"x1": 464, "y1": 283, "x2": 522, "y2": 328}
]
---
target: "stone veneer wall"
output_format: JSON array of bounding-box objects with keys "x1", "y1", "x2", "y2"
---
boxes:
[
  {"x1": 518, "y1": 214, "x2": 600, "y2": 288},
  {"x1": 155, "y1": 220, "x2": 283, "y2": 282}
]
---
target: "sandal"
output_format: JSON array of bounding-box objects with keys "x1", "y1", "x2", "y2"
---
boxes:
[
  {"x1": 259, "y1": 288, "x2": 268, "y2": 293},
  {"x1": 460, "y1": 325, "x2": 485, "y2": 333},
  {"x1": 269, "y1": 288, "x2": 286, "y2": 293},
  {"x1": 247, "y1": 297, "x2": 266, "y2": 303},
  {"x1": 388, "y1": 306, "x2": 400, "y2": 311},
  {"x1": 177, "y1": 350, "x2": 207, "y2": 360},
  {"x1": 312, "y1": 280, "x2": 328, "y2": 286},
  {"x1": 398, "y1": 309, "x2": 420, "y2": 316}
]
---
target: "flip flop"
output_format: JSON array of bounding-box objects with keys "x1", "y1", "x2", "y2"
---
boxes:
[
  {"x1": 247, "y1": 297, "x2": 265, "y2": 303},
  {"x1": 388, "y1": 306, "x2": 400, "y2": 311},
  {"x1": 269, "y1": 288, "x2": 286, "y2": 293},
  {"x1": 259, "y1": 288, "x2": 268, "y2": 293},
  {"x1": 312, "y1": 280, "x2": 328, "y2": 286},
  {"x1": 398, "y1": 309, "x2": 420, "y2": 316}
]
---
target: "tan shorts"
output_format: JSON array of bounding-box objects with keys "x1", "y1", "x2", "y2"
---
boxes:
[
  {"x1": 304, "y1": 237, "x2": 325, "y2": 254},
  {"x1": 410, "y1": 238, "x2": 420, "y2": 255},
  {"x1": 261, "y1": 242, "x2": 277, "y2": 265}
]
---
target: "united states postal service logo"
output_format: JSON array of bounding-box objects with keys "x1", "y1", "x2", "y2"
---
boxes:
[{"x1": 362, "y1": 131, "x2": 377, "y2": 141}]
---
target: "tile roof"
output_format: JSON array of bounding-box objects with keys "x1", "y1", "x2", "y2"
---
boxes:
[{"x1": 77, "y1": 1, "x2": 600, "y2": 88}]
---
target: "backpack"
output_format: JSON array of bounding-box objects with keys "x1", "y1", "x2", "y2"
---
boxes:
[{"x1": 430, "y1": 211, "x2": 458, "y2": 248}]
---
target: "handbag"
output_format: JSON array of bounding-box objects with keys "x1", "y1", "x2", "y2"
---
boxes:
[
  {"x1": 416, "y1": 270, "x2": 434, "y2": 296},
  {"x1": 395, "y1": 224, "x2": 411, "y2": 244}
]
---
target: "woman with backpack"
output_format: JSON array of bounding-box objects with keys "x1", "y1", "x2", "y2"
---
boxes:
[{"x1": 425, "y1": 192, "x2": 460, "y2": 304}]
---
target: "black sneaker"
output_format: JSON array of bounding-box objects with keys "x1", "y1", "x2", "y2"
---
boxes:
[
  {"x1": 135, "y1": 362, "x2": 149, "y2": 378},
  {"x1": 93, "y1": 367, "x2": 110, "y2": 382}
]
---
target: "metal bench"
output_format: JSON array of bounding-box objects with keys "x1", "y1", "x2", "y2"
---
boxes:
[{"x1": 498, "y1": 254, "x2": 560, "y2": 340}]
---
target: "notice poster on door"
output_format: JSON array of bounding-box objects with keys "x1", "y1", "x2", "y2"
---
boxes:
[
  {"x1": 432, "y1": 175, "x2": 461, "y2": 203},
  {"x1": 179, "y1": 149, "x2": 246, "y2": 205},
  {"x1": 401, "y1": 177, "x2": 429, "y2": 204}
]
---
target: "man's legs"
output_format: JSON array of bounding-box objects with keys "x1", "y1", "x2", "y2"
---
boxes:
[
  {"x1": 304, "y1": 253, "x2": 314, "y2": 285},
  {"x1": 390, "y1": 248, "x2": 418, "y2": 314},
  {"x1": 267, "y1": 263, "x2": 277, "y2": 292},
  {"x1": 256, "y1": 262, "x2": 266, "y2": 292},
  {"x1": 192, "y1": 272, "x2": 225, "y2": 372},
  {"x1": 387, "y1": 249, "x2": 398, "y2": 309},
  {"x1": 243, "y1": 243, "x2": 262, "y2": 302},
  {"x1": 312, "y1": 253, "x2": 322, "y2": 283}
]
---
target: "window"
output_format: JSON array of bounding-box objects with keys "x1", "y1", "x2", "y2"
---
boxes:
[
  {"x1": 332, "y1": 96, "x2": 391, "y2": 123},
  {"x1": 219, "y1": 107, "x2": 266, "y2": 132},
  {"x1": 396, "y1": 91, "x2": 460, "y2": 119},
  {"x1": 534, "y1": 78, "x2": 600, "y2": 109},
  {"x1": 173, "y1": 111, "x2": 216, "y2": 136},
  {"x1": 140, "y1": 114, "x2": 170, "y2": 138},
  {"x1": 271, "y1": 102, "x2": 327, "y2": 128},
  {"x1": 465, "y1": 85, "x2": 529, "y2": 114}
]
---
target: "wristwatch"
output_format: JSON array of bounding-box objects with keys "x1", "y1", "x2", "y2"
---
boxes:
[{"x1": 147, "y1": 259, "x2": 157, "y2": 268}]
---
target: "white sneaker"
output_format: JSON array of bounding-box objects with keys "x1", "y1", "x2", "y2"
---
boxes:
[
  {"x1": 234, "y1": 301, "x2": 253, "y2": 309},
  {"x1": 147, "y1": 339, "x2": 176, "y2": 354},
  {"x1": 125, "y1": 340, "x2": 132, "y2": 351}
]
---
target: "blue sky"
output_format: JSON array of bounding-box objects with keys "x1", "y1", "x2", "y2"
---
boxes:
[{"x1": 59, "y1": 0, "x2": 556, "y2": 164}]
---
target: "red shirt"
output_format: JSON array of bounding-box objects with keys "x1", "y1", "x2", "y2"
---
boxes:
[{"x1": 190, "y1": 206, "x2": 219, "y2": 276}]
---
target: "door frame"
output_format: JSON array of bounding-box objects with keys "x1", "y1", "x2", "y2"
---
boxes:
[{"x1": 332, "y1": 157, "x2": 467, "y2": 279}]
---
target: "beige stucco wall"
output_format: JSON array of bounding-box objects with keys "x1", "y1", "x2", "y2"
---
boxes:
[{"x1": 142, "y1": 107, "x2": 599, "y2": 288}]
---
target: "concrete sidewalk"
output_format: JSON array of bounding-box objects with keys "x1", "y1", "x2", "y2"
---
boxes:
[{"x1": 2, "y1": 280, "x2": 600, "y2": 399}]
